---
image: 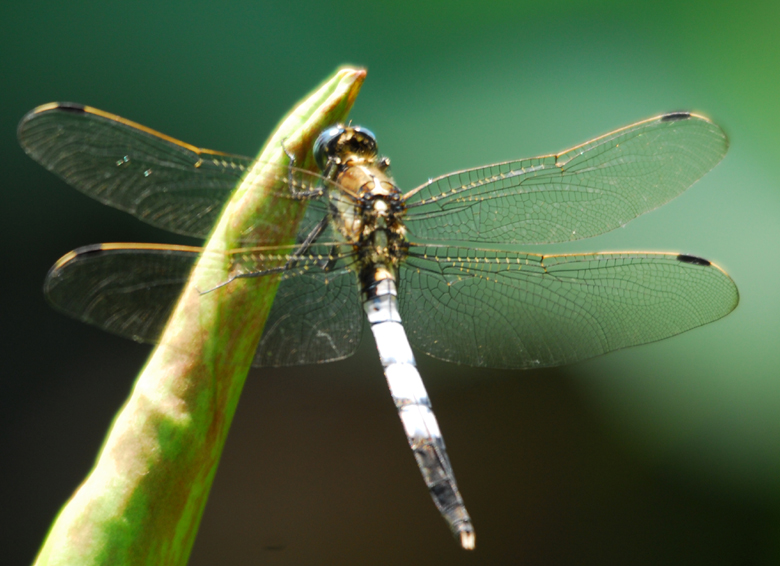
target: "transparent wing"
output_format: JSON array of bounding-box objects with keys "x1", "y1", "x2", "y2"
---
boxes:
[
  {"x1": 232, "y1": 245, "x2": 364, "y2": 367},
  {"x1": 45, "y1": 243, "x2": 200, "y2": 342},
  {"x1": 398, "y1": 245, "x2": 738, "y2": 369},
  {"x1": 45, "y1": 242, "x2": 363, "y2": 367},
  {"x1": 403, "y1": 113, "x2": 728, "y2": 245},
  {"x1": 18, "y1": 102, "x2": 333, "y2": 241}
]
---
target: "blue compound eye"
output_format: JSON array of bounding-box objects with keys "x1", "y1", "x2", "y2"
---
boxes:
[
  {"x1": 313, "y1": 125, "x2": 346, "y2": 171},
  {"x1": 352, "y1": 126, "x2": 377, "y2": 144}
]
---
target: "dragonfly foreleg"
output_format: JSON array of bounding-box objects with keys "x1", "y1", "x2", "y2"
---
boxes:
[{"x1": 281, "y1": 138, "x2": 325, "y2": 200}]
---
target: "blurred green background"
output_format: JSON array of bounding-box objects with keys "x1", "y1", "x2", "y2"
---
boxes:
[{"x1": 2, "y1": 0, "x2": 779, "y2": 564}]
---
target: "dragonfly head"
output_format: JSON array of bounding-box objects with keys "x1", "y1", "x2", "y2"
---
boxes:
[{"x1": 314, "y1": 125, "x2": 378, "y2": 171}]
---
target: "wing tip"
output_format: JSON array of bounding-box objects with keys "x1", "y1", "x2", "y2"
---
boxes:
[
  {"x1": 20, "y1": 101, "x2": 86, "y2": 123},
  {"x1": 659, "y1": 111, "x2": 728, "y2": 146},
  {"x1": 50, "y1": 243, "x2": 108, "y2": 271},
  {"x1": 18, "y1": 102, "x2": 89, "y2": 149}
]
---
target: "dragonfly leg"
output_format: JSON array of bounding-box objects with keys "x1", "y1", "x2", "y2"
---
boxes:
[
  {"x1": 291, "y1": 215, "x2": 329, "y2": 260},
  {"x1": 198, "y1": 217, "x2": 332, "y2": 295},
  {"x1": 281, "y1": 137, "x2": 324, "y2": 199},
  {"x1": 196, "y1": 265, "x2": 288, "y2": 295}
]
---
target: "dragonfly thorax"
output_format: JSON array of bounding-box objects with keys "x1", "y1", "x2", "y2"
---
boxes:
[
  {"x1": 318, "y1": 125, "x2": 407, "y2": 249},
  {"x1": 329, "y1": 166, "x2": 407, "y2": 240}
]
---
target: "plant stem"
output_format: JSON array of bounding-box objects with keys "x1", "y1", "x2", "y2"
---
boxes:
[{"x1": 33, "y1": 67, "x2": 365, "y2": 566}]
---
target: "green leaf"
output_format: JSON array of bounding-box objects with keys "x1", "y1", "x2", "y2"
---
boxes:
[{"x1": 33, "y1": 67, "x2": 365, "y2": 566}]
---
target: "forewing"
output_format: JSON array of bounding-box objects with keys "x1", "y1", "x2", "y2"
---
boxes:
[
  {"x1": 398, "y1": 245, "x2": 738, "y2": 369},
  {"x1": 18, "y1": 103, "x2": 332, "y2": 241},
  {"x1": 45, "y1": 243, "x2": 364, "y2": 366},
  {"x1": 404, "y1": 113, "x2": 728, "y2": 244}
]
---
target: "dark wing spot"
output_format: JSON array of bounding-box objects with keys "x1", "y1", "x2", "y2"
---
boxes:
[
  {"x1": 677, "y1": 254, "x2": 711, "y2": 266},
  {"x1": 57, "y1": 102, "x2": 87, "y2": 113},
  {"x1": 661, "y1": 111, "x2": 691, "y2": 122}
]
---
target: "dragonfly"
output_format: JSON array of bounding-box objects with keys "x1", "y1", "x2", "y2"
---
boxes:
[{"x1": 19, "y1": 103, "x2": 739, "y2": 549}]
